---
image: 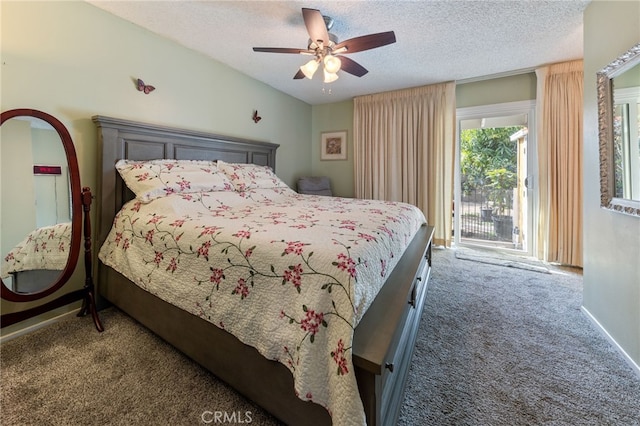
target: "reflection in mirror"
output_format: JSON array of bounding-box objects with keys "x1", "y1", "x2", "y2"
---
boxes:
[
  {"x1": 598, "y1": 42, "x2": 640, "y2": 216},
  {"x1": 1, "y1": 117, "x2": 71, "y2": 294},
  {"x1": 1, "y1": 108, "x2": 102, "y2": 332},
  {"x1": 613, "y1": 62, "x2": 640, "y2": 201}
]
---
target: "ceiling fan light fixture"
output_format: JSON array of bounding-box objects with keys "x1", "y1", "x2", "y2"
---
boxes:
[
  {"x1": 323, "y1": 54, "x2": 341, "y2": 74},
  {"x1": 300, "y1": 58, "x2": 320, "y2": 79},
  {"x1": 323, "y1": 69, "x2": 339, "y2": 83},
  {"x1": 253, "y1": 8, "x2": 396, "y2": 84}
]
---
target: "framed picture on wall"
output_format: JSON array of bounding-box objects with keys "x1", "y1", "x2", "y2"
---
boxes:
[{"x1": 320, "y1": 130, "x2": 347, "y2": 161}]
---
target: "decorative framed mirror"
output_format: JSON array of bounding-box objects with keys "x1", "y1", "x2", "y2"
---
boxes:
[
  {"x1": 1, "y1": 109, "x2": 102, "y2": 331},
  {"x1": 597, "y1": 42, "x2": 640, "y2": 216}
]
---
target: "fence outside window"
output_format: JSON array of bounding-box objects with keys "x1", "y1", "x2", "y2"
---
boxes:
[{"x1": 458, "y1": 187, "x2": 515, "y2": 243}]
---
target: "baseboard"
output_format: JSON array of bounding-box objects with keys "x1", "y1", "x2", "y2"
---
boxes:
[
  {"x1": 581, "y1": 306, "x2": 640, "y2": 377},
  {"x1": 0, "y1": 308, "x2": 80, "y2": 344}
]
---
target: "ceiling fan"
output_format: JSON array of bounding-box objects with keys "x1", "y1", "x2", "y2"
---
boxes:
[{"x1": 252, "y1": 8, "x2": 396, "y2": 83}]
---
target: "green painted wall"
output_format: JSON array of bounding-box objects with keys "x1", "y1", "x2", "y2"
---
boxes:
[
  {"x1": 311, "y1": 100, "x2": 354, "y2": 197},
  {"x1": 456, "y1": 73, "x2": 537, "y2": 108},
  {"x1": 582, "y1": 0, "x2": 640, "y2": 368},
  {"x1": 0, "y1": 1, "x2": 312, "y2": 335}
]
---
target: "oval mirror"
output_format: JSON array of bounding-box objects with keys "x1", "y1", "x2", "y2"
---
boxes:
[{"x1": 1, "y1": 109, "x2": 82, "y2": 302}]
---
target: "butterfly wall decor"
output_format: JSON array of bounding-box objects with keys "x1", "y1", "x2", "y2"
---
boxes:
[
  {"x1": 252, "y1": 110, "x2": 262, "y2": 123},
  {"x1": 137, "y1": 78, "x2": 155, "y2": 94}
]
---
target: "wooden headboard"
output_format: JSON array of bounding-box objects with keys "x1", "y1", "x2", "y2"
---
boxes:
[{"x1": 92, "y1": 115, "x2": 279, "y2": 252}]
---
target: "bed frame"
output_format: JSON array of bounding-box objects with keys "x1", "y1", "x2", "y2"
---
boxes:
[
  {"x1": 11, "y1": 270, "x2": 61, "y2": 293},
  {"x1": 93, "y1": 115, "x2": 434, "y2": 426}
]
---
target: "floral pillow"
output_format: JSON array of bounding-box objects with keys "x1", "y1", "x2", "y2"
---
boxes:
[
  {"x1": 217, "y1": 160, "x2": 289, "y2": 192},
  {"x1": 116, "y1": 159, "x2": 234, "y2": 203}
]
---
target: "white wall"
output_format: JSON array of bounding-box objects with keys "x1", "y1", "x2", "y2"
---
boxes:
[
  {"x1": 582, "y1": 0, "x2": 640, "y2": 368},
  {"x1": 1, "y1": 120, "x2": 37, "y2": 259}
]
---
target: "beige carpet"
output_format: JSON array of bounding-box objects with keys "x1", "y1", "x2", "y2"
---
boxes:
[
  {"x1": 2, "y1": 248, "x2": 639, "y2": 425},
  {"x1": 0, "y1": 308, "x2": 281, "y2": 426}
]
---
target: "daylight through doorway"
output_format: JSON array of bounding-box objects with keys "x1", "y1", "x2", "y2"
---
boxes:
[{"x1": 457, "y1": 114, "x2": 528, "y2": 251}]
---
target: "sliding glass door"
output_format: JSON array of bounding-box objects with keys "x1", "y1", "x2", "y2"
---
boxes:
[{"x1": 455, "y1": 101, "x2": 536, "y2": 255}]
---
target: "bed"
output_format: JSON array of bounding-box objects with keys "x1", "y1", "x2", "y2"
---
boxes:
[
  {"x1": 93, "y1": 115, "x2": 434, "y2": 426},
  {"x1": 2, "y1": 222, "x2": 72, "y2": 293}
]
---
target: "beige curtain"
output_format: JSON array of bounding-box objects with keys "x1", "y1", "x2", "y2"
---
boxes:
[
  {"x1": 353, "y1": 82, "x2": 456, "y2": 247},
  {"x1": 535, "y1": 60, "x2": 583, "y2": 267}
]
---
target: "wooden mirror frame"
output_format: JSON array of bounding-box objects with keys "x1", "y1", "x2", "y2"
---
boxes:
[
  {"x1": 1, "y1": 109, "x2": 102, "y2": 331},
  {"x1": 597, "y1": 42, "x2": 640, "y2": 216}
]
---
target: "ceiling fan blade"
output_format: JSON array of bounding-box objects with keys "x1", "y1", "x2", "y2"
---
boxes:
[
  {"x1": 253, "y1": 47, "x2": 309, "y2": 54},
  {"x1": 334, "y1": 31, "x2": 396, "y2": 53},
  {"x1": 302, "y1": 8, "x2": 329, "y2": 46},
  {"x1": 293, "y1": 69, "x2": 305, "y2": 79},
  {"x1": 337, "y1": 56, "x2": 368, "y2": 77}
]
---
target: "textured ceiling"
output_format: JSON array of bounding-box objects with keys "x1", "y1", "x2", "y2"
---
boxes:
[{"x1": 87, "y1": 0, "x2": 590, "y2": 105}]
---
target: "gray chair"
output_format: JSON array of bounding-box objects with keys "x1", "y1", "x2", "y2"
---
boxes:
[{"x1": 297, "y1": 176, "x2": 332, "y2": 196}]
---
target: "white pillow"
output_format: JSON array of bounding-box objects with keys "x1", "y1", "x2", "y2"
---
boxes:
[
  {"x1": 217, "y1": 160, "x2": 289, "y2": 191},
  {"x1": 116, "y1": 159, "x2": 233, "y2": 203}
]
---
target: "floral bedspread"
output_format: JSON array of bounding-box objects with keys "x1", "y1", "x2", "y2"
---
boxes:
[
  {"x1": 2, "y1": 222, "x2": 72, "y2": 278},
  {"x1": 98, "y1": 187, "x2": 426, "y2": 425}
]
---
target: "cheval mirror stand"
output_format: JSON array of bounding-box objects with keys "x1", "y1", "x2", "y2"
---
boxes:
[{"x1": 1, "y1": 108, "x2": 103, "y2": 333}]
